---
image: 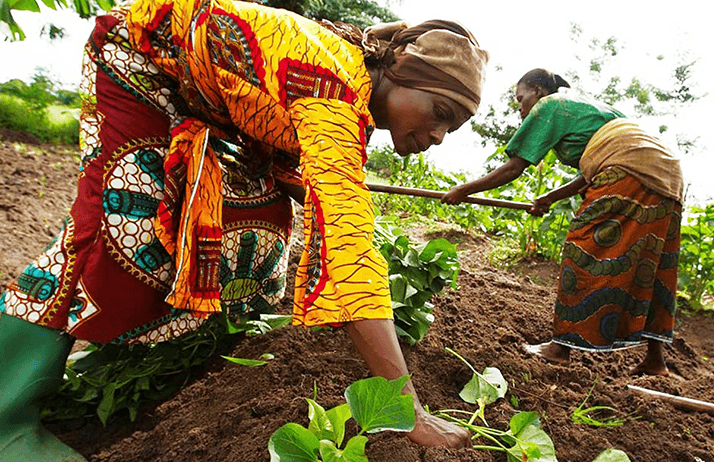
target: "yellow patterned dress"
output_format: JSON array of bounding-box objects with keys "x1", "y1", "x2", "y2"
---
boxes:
[{"x1": 0, "y1": 0, "x2": 392, "y2": 343}]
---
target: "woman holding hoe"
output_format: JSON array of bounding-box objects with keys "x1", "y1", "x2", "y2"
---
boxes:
[
  {"x1": 0, "y1": 0, "x2": 489, "y2": 459},
  {"x1": 443, "y1": 68, "x2": 683, "y2": 376}
]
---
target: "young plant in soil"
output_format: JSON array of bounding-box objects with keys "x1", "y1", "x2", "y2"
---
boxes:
[
  {"x1": 268, "y1": 376, "x2": 415, "y2": 462},
  {"x1": 436, "y1": 348, "x2": 557, "y2": 462},
  {"x1": 571, "y1": 377, "x2": 632, "y2": 427},
  {"x1": 438, "y1": 349, "x2": 632, "y2": 462}
]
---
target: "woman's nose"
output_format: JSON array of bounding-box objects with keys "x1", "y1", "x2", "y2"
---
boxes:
[{"x1": 430, "y1": 126, "x2": 447, "y2": 146}]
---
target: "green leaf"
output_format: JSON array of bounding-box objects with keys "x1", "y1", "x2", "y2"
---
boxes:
[
  {"x1": 403, "y1": 249, "x2": 421, "y2": 267},
  {"x1": 97, "y1": 382, "x2": 117, "y2": 426},
  {"x1": 221, "y1": 355, "x2": 268, "y2": 367},
  {"x1": 418, "y1": 238, "x2": 457, "y2": 263},
  {"x1": 325, "y1": 403, "x2": 352, "y2": 447},
  {"x1": 38, "y1": 0, "x2": 64, "y2": 9},
  {"x1": 95, "y1": 0, "x2": 115, "y2": 11},
  {"x1": 342, "y1": 435, "x2": 369, "y2": 461},
  {"x1": 509, "y1": 411, "x2": 540, "y2": 435},
  {"x1": 70, "y1": 0, "x2": 93, "y2": 17},
  {"x1": 404, "y1": 283, "x2": 419, "y2": 300},
  {"x1": 389, "y1": 273, "x2": 407, "y2": 302},
  {"x1": 319, "y1": 440, "x2": 342, "y2": 462},
  {"x1": 260, "y1": 314, "x2": 293, "y2": 330},
  {"x1": 459, "y1": 367, "x2": 506, "y2": 406},
  {"x1": 268, "y1": 423, "x2": 320, "y2": 462},
  {"x1": 481, "y1": 367, "x2": 508, "y2": 399},
  {"x1": 306, "y1": 399, "x2": 335, "y2": 443},
  {"x1": 592, "y1": 448, "x2": 632, "y2": 462},
  {"x1": 345, "y1": 376, "x2": 415, "y2": 434},
  {"x1": 5, "y1": 0, "x2": 41, "y2": 12},
  {"x1": 319, "y1": 436, "x2": 368, "y2": 462},
  {"x1": 508, "y1": 422, "x2": 557, "y2": 462}
]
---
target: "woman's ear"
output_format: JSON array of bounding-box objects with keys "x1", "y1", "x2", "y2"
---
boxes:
[{"x1": 536, "y1": 85, "x2": 549, "y2": 98}]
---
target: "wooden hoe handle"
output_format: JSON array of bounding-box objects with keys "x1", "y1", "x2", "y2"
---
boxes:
[{"x1": 366, "y1": 183, "x2": 532, "y2": 211}]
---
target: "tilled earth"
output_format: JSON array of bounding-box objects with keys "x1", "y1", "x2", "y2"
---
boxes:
[{"x1": 1, "y1": 129, "x2": 713, "y2": 462}]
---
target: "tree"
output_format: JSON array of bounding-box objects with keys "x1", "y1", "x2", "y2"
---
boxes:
[
  {"x1": 472, "y1": 23, "x2": 700, "y2": 152},
  {"x1": 264, "y1": 0, "x2": 398, "y2": 28},
  {"x1": 1, "y1": 0, "x2": 115, "y2": 40},
  {"x1": 1, "y1": 0, "x2": 397, "y2": 41}
]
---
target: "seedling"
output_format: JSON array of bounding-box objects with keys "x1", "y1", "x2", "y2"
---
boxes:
[
  {"x1": 438, "y1": 348, "x2": 556, "y2": 462},
  {"x1": 571, "y1": 378, "x2": 630, "y2": 427},
  {"x1": 268, "y1": 376, "x2": 415, "y2": 462},
  {"x1": 445, "y1": 347, "x2": 507, "y2": 425}
]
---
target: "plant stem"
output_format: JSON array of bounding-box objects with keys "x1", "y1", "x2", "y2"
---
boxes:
[{"x1": 444, "y1": 347, "x2": 478, "y2": 375}]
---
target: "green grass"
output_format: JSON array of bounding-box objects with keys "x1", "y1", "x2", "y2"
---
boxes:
[{"x1": 0, "y1": 94, "x2": 79, "y2": 145}]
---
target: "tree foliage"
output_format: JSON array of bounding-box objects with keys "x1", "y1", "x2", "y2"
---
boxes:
[
  {"x1": 264, "y1": 0, "x2": 398, "y2": 28},
  {"x1": 1, "y1": 0, "x2": 115, "y2": 40},
  {"x1": 1, "y1": 0, "x2": 397, "y2": 41},
  {"x1": 474, "y1": 23, "x2": 700, "y2": 151}
]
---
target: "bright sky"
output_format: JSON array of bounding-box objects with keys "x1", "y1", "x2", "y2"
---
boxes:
[{"x1": 2, "y1": 1, "x2": 713, "y2": 203}]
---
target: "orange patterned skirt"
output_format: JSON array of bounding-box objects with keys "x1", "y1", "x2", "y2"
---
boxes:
[{"x1": 553, "y1": 167, "x2": 681, "y2": 351}]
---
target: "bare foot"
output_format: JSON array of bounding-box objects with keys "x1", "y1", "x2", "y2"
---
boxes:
[
  {"x1": 406, "y1": 409, "x2": 471, "y2": 448},
  {"x1": 629, "y1": 360, "x2": 669, "y2": 376},
  {"x1": 524, "y1": 341, "x2": 570, "y2": 364},
  {"x1": 630, "y1": 339, "x2": 669, "y2": 376}
]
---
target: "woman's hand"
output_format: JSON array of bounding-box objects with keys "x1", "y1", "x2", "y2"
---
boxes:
[
  {"x1": 344, "y1": 319, "x2": 471, "y2": 449},
  {"x1": 529, "y1": 194, "x2": 553, "y2": 217},
  {"x1": 441, "y1": 184, "x2": 471, "y2": 205},
  {"x1": 407, "y1": 407, "x2": 471, "y2": 448}
]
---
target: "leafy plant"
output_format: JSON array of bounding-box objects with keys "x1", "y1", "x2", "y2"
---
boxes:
[
  {"x1": 445, "y1": 347, "x2": 507, "y2": 425},
  {"x1": 45, "y1": 323, "x2": 220, "y2": 425},
  {"x1": 438, "y1": 350, "x2": 634, "y2": 462},
  {"x1": 435, "y1": 349, "x2": 556, "y2": 462},
  {"x1": 678, "y1": 204, "x2": 714, "y2": 309},
  {"x1": 373, "y1": 219, "x2": 460, "y2": 345},
  {"x1": 42, "y1": 313, "x2": 288, "y2": 425},
  {"x1": 268, "y1": 376, "x2": 415, "y2": 462}
]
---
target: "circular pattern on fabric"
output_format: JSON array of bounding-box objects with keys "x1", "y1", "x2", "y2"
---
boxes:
[
  {"x1": 560, "y1": 265, "x2": 578, "y2": 294},
  {"x1": 634, "y1": 259, "x2": 657, "y2": 288},
  {"x1": 103, "y1": 145, "x2": 172, "y2": 287},
  {"x1": 2, "y1": 224, "x2": 72, "y2": 324},
  {"x1": 600, "y1": 312, "x2": 620, "y2": 344},
  {"x1": 666, "y1": 210, "x2": 681, "y2": 240},
  {"x1": 593, "y1": 219, "x2": 622, "y2": 248}
]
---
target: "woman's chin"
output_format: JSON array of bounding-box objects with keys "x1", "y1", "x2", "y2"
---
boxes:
[{"x1": 393, "y1": 144, "x2": 412, "y2": 157}]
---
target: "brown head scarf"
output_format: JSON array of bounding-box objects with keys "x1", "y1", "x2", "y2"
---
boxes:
[{"x1": 362, "y1": 20, "x2": 489, "y2": 115}]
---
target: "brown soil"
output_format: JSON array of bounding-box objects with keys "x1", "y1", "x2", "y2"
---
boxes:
[{"x1": 2, "y1": 129, "x2": 713, "y2": 462}]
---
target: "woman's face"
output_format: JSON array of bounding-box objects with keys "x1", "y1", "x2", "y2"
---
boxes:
[
  {"x1": 384, "y1": 86, "x2": 472, "y2": 156},
  {"x1": 515, "y1": 82, "x2": 546, "y2": 120}
]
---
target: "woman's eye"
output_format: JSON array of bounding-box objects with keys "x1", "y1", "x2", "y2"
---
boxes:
[{"x1": 434, "y1": 105, "x2": 449, "y2": 121}]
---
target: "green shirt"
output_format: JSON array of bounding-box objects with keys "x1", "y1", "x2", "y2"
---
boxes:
[{"x1": 505, "y1": 89, "x2": 625, "y2": 168}]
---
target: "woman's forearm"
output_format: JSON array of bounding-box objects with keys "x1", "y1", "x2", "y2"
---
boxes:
[
  {"x1": 545, "y1": 175, "x2": 586, "y2": 202},
  {"x1": 461, "y1": 156, "x2": 529, "y2": 195},
  {"x1": 442, "y1": 156, "x2": 529, "y2": 204},
  {"x1": 344, "y1": 319, "x2": 414, "y2": 393}
]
